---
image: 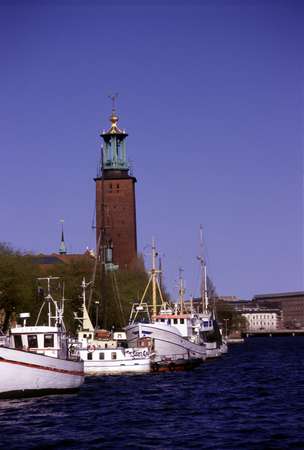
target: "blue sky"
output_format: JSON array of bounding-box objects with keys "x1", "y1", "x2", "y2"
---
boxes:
[{"x1": 0, "y1": 0, "x2": 303, "y2": 300}]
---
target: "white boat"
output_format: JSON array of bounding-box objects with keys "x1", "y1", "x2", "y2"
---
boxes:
[
  {"x1": 0, "y1": 329, "x2": 8, "y2": 346},
  {"x1": 72, "y1": 278, "x2": 151, "y2": 375},
  {"x1": 195, "y1": 226, "x2": 228, "y2": 358},
  {"x1": 125, "y1": 241, "x2": 207, "y2": 370},
  {"x1": 0, "y1": 277, "x2": 84, "y2": 399}
]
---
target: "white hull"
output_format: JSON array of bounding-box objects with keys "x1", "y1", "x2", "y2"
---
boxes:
[
  {"x1": 83, "y1": 358, "x2": 150, "y2": 375},
  {"x1": 126, "y1": 323, "x2": 206, "y2": 361},
  {"x1": 226, "y1": 338, "x2": 244, "y2": 344},
  {"x1": 205, "y1": 341, "x2": 227, "y2": 358},
  {"x1": 79, "y1": 347, "x2": 150, "y2": 375},
  {"x1": 0, "y1": 346, "x2": 84, "y2": 398}
]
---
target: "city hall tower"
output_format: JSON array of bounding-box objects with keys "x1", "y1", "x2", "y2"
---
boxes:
[{"x1": 95, "y1": 105, "x2": 137, "y2": 270}]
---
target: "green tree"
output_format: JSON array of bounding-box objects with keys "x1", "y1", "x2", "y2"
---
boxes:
[{"x1": 0, "y1": 243, "x2": 41, "y2": 330}]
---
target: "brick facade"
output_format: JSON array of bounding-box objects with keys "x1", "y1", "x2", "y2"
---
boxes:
[{"x1": 95, "y1": 174, "x2": 137, "y2": 270}]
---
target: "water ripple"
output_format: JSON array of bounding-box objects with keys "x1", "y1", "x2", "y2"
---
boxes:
[{"x1": 0, "y1": 337, "x2": 303, "y2": 449}]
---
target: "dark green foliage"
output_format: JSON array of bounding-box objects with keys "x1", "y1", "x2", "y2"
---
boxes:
[
  {"x1": 215, "y1": 299, "x2": 247, "y2": 334},
  {"x1": 96, "y1": 268, "x2": 150, "y2": 331},
  {"x1": 0, "y1": 244, "x2": 161, "y2": 334},
  {"x1": 0, "y1": 244, "x2": 41, "y2": 330}
]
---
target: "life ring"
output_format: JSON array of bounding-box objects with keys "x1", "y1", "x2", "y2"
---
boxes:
[
  {"x1": 87, "y1": 344, "x2": 96, "y2": 352},
  {"x1": 69, "y1": 344, "x2": 77, "y2": 355},
  {"x1": 152, "y1": 362, "x2": 159, "y2": 372}
]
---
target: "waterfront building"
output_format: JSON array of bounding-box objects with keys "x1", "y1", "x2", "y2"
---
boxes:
[
  {"x1": 95, "y1": 106, "x2": 137, "y2": 270},
  {"x1": 241, "y1": 309, "x2": 280, "y2": 332},
  {"x1": 252, "y1": 292, "x2": 304, "y2": 329}
]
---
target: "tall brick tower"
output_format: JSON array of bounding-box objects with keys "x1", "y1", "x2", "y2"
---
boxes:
[{"x1": 95, "y1": 105, "x2": 137, "y2": 270}]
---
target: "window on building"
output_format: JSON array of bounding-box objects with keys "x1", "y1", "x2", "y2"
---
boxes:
[
  {"x1": 28, "y1": 335, "x2": 38, "y2": 348},
  {"x1": 44, "y1": 334, "x2": 54, "y2": 348},
  {"x1": 87, "y1": 352, "x2": 93, "y2": 360},
  {"x1": 173, "y1": 319, "x2": 178, "y2": 324},
  {"x1": 111, "y1": 352, "x2": 117, "y2": 360},
  {"x1": 180, "y1": 319, "x2": 184, "y2": 324},
  {"x1": 99, "y1": 353, "x2": 105, "y2": 360}
]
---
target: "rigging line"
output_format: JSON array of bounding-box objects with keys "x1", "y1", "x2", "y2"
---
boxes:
[{"x1": 110, "y1": 271, "x2": 125, "y2": 326}]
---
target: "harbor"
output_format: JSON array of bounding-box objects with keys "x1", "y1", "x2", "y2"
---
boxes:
[
  {"x1": 0, "y1": 1, "x2": 302, "y2": 449},
  {"x1": 0, "y1": 337, "x2": 303, "y2": 449}
]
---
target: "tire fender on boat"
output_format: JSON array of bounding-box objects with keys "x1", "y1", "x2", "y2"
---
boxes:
[
  {"x1": 168, "y1": 362, "x2": 175, "y2": 372},
  {"x1": 87, "y1": 344, "x2": 96, "y2": 352}
]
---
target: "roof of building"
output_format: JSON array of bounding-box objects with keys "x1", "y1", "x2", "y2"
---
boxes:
[
  {"x1": 30, "y1": 251, "x2": 95, "y2": 266},
  {"x1": 253, "y1": 292, "x2": 304, "y2": 300}
]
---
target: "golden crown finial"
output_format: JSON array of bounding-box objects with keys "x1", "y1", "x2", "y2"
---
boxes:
[{"x1": 107, "y1": 93, "x2": 121, "y2": 133}]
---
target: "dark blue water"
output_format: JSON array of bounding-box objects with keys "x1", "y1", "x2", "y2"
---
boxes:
[{"x1": 0, "y1": 337, "x2": 303, "y2": 450}]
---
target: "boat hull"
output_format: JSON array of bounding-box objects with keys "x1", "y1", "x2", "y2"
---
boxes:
[
  {"x1": 79, "y1": 347, "x2": 150, "y2": 375},
  {"x1": 125, "y1": 323, "x2": 206, "y2": 361},
  {"x1": 0, "y1": 347, "x2": 84, "y2": 398},
  {"x1": 151, "y1": 357, "x2": 202, "y2": 373},
  {"x1": 82, "y1": 358, "x2": 150, "y2": 375}
]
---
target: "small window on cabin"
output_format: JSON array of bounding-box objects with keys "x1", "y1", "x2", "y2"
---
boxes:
[
  {"x1": 167, "y1": 319, "x2": 171, "y2": 324},
  {"x1": 173, "y1": 319, "x2": 178, "y2": 324},
  {"x1": 83, "y1": 334, "x2": 87, "y2": 338},
  {"x1": 161, "y1": 318, "x2": 165, "y2": 322},
  {"x1": 105, "y1": 343, "x2": 108, "y2": 349},
  {"x1": 111, "y1": 352, "x2": 117, "y2": 360},
  {"x1": 88, "y1": 334, "x2": 92, "y2": 339},
  {"x1": 180, "y1": 319, "x2": 184, "y2": 324},
  {"x1": 44, "y1": 334, "x2": 54, "y2": 348},
  {"x1": 28, "y1": 335, "x2": 38, "y2": 348},
  {"x1": 87, "y1": 352, "x2": 93, "y2": 360},
  {"x1": 99, "y1": 353, "x2": 105, "y2": 360},
  {"x1": 14, "y1": 334, "x2": 23, "y2": 349}
]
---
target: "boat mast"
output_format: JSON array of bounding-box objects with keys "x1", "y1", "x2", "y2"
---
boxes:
[
  {"x1": 75, "y1": 278, "x2": 95, "y2": 331},
  {"x1": 198, "y1": 225, "x2": 208, "y2": 314},
  {"x1": 178, "y1": 267, "x2": 185, "y2": 313},
  {"x1": 35, "y1": 276, "x2": 64, "y2": 328},
  {"x1": 151, "y1": 238, "x2": 158, "y2": 318},
  {"x1": 129, "y1": 238, "x2": 165, "y2": 324}
]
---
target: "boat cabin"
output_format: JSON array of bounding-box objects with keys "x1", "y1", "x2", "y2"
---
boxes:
[
  {"x1": 155, "y1": 313, "x2": 192, "y2": 337},
  {"x1": 10, "y1": 325, "x2": 67, "y2": 359}
]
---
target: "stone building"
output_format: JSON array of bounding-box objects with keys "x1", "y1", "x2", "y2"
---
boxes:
[
  {"x1": 241, "y1": 309, "x2": 280, "y2": 331},
  {"x1": 252, "y1": 292, "x2": 304, "y2": 329}
]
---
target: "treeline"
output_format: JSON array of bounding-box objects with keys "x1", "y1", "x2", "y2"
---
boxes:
[
  {"x1": 0, "y1": 243, "x2": 244, "y2": 335},
  {"x1": 0, "y1": 243, "x2": 155, "y2": 333}
]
